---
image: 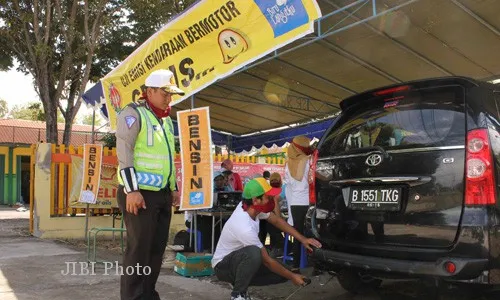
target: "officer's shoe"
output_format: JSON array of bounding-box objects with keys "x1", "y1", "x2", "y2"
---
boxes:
[{"x1": 230, "y1": 292, "x2": 251, "y2": 300}]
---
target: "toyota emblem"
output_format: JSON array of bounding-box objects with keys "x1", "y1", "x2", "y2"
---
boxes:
[{"x1": 365, "y1": 153, "x2": 383, "y2": 167}]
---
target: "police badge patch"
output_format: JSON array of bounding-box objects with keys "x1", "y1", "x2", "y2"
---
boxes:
[{"x1": 125, "y1": 116, "x2": 136, "y2": 129}]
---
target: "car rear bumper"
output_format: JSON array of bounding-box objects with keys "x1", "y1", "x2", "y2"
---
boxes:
[{"x1": 312, "y1": 248, "x2": 489, "y2": 280}]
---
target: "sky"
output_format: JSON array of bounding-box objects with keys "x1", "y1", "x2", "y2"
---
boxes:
[
  {"x1": 0, "y1": 67, "x2": 38, "y2": 109},
  {"x1": 0, "y1": 64, "x2": 102, "y2": 124}
]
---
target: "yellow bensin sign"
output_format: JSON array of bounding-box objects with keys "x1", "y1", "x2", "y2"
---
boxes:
[
  {"x1": 178, "y1": 107, "x2": 213, "y2": 210},
  {"x1": 70, "y1": 156, "x2": 118, "y2": 208},
  {"x1": 102, "y1": 0, "x2": 322, "y2": 129},
  {"x1": 79, "y1": 144, "x2": 103, "y2": 204}
]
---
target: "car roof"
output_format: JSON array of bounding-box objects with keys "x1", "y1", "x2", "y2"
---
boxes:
[{"x1": 339, "y1": 76, "x2": 484, "y2": 112}]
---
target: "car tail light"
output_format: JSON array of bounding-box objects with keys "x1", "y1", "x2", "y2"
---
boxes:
[
  {"x1": 465, "y1": 129, "x2": 497, "y2": 205},
  {"x1": 444, "y1": 261, "x2": 456, "y2": 274},
  {"x1": 308, "y1": 149, "x2": 319, "y2": 205}
]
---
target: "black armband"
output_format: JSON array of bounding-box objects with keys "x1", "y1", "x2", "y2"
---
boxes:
[{"x1": 120, "y1": 167, "x2": 139, "y2": 193}]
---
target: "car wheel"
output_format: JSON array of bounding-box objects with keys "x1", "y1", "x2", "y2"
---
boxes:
[{"x1": 337, "y1": 270, "x2": 382, "y2": 294}]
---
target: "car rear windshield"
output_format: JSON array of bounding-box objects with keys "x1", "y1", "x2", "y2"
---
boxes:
[{"x1": 322, "y1": 86, "x2": 466, "y2": 155}]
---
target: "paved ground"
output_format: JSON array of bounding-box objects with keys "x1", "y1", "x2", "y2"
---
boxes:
[
  {"x1": 0, "y1": 206, "x2": 235, "y2": 300},
  {"x1": 1, "y1": 205, "x2": 499, "y2": 300}
]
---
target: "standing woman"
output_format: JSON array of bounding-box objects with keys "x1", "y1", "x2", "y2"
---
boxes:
[{"x1": 285, "y1": 135, "x2": 313, "y2": 271}]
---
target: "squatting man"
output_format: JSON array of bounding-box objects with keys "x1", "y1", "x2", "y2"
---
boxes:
[{"x1": 212, "y1": 177, "x2": 322, "y2": 300}]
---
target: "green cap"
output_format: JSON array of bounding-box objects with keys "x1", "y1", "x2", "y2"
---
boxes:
[{"x1": 243, "y1": 177, "x2": 282, "y2": 199}]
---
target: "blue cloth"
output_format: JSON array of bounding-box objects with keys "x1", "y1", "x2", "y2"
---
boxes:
[
  {"x1": 280, "y1": 183, "x2": 287, "y2": 200},
  {"x1": 230, "y1": 118, "x2": 335, "y2": 152},
  {"x1": 82, "y1": 81, "x2": 103, "y2": 107},
  {"x1": 213, "y1": 171, "x2": 224, "y2": 180}
]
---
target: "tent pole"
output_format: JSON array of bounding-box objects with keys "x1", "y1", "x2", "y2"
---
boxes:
[
  {"x1": 84, "y1": 110, "x2": 96, "y2": 242},
  {"x1": 190, "y1": 94, "x2": 199, "y2": 252},
  {"x1": 91, "y1": 110, "x2": 96, "y2": 142}
]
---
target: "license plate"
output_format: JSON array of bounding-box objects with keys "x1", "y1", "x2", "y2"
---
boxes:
[{"x1": 348, "y1": 186, "x2": 402, "y2": 211}]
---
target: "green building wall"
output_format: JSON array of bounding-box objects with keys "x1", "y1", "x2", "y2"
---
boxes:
[{"x1": 0, "y1": 146, "x2": 30, "y2": 206}]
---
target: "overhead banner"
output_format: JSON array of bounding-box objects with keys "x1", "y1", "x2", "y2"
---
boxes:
[
  {"x1": 78, "y1": 144, "x2": 103, "y2": 204},
  {"x1": 101, "y1": 0, "x2": 322, "y2": 130},
  {"x1": 178, "y1": 107, "x2": 214, "y2": 210}
]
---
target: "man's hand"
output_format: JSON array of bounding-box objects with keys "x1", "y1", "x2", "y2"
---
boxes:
[
  {"x1": 267, "y1": 214, "x2": 323, "y2": 251},
  {"x1": 291, "y1": 273, "x2": 307, "y2": 286},
  {"x1": 126, "y1": 191, "x2": 146, "y2": 215},
  {"x1": 172, "y1": 191, "x2": 180, "y2": 206},
  {"x1": 302, "y1": 238, "x2": 322, "y2": 252}
]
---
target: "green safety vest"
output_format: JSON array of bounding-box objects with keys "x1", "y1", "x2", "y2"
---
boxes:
[{"x1": 118, "y1": 105, "x2": 176, "y2": 191}]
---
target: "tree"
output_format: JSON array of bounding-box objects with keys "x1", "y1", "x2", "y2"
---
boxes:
[
  {"x1": 0, "y1": 99, "x2": 8, "y2": 118},
  {"x1": 80, "y1": 112, "x2": 103, "y2": 126},
  {"x1": 0, "y1": 0, "x2": 126, "y2": 145},
  {"x1": 125, "y1": 0, "x2": 196, "y2": 45},
  {"x1": 0, "y1": 0, "x2": 195, "y2": 145},
  {"x1": 11, "y1": 102, "x2": 44, "y2": 121},
  {"x1": 98, "y1": 132, "x2": 116, "y2": 148},
  {"x1": 89, "y1": 0, "x2": 197, "y2": 79},
  {"x1": 11, "y1": 102, "x2": 64, "y2": 122}
]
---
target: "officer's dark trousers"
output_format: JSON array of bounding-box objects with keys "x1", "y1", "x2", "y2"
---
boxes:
[{"x1": 117, "y1": 185, "x2": 172, "y2": 300}]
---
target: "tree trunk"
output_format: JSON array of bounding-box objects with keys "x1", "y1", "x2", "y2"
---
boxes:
[
  {"x1": 61, "y1": 71, "x2": 80, "y2": 146},
  {"x1": 40, "y1": 88, "x2": 59, "y2": 144},
  {"x1": 45, "y1": 106, "x2": 59, "y2": 144},
  {"x1": 34, "y1": 52, "x2": 59, "y2": 144},
  {"x1": 62, "y1": 121, "x2": 72, "y2": 146}
]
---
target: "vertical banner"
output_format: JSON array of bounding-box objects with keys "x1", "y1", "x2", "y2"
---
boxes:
[
  {"x1": 78, "y1": 144, "x2": 103, "y2": 204},
  {"x1": 70, "y1": 155, "x2": 118, "y2": 208},
  {"x1": 178, "y1": 107, "x2": 213, "y2": 210}
]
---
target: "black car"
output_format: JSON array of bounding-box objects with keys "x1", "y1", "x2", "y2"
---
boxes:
[{"x1": 306, "y1": 76, "x2": 500, "y2": 294}]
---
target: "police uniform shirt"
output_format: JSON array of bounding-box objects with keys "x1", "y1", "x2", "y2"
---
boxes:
[{"x1": 116, "y1": 105, "x2": 141, "y2": 193}]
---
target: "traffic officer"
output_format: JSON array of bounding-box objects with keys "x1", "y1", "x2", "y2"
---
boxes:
[{"x1": 116, "y1": 69, "x2": 184, "y2": 300}]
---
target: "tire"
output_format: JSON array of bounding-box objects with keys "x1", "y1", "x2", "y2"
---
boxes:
[{"x1": 337, "y1": 270, "x2": 382, "y2": 294}]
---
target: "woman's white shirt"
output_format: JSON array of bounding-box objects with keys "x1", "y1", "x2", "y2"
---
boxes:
[{"x1": 284, "y1": 158, "x2": 310, "y2": 225}]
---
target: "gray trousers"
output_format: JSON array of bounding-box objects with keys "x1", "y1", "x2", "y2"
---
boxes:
[{"x1": 214, "y1": 246, "x2": 288, "y2": 295}]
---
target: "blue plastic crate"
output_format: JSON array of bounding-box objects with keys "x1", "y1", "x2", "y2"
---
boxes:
[{"x1": 174, "y1": 252, "x2": 214, "y2": 277}]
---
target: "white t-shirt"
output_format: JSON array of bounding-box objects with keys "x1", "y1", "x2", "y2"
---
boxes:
[
  {"x1": 184, "y1": 211, "x2": 192, "y2": 223},
  {"x1": 284, "y1": 159, "x2": 311, "y2": 226},
  {"x1": 211, "y1": 202, "x2": 270, "y2": 268}
]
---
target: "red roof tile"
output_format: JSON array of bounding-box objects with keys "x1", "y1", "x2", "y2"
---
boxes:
[{"x1": 0, "y1": 119, "x2": 108, "y2": 145}]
